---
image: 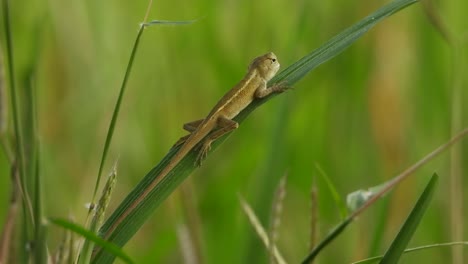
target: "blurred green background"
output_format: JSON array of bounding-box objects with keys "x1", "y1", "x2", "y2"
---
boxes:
[{"x1": 1, "y1": 0, "x2": 467, "y2": 263}]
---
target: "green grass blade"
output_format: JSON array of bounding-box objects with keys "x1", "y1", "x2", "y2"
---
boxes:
[
  {"x1": 2, "y1": 0, "x2": 21, "y2": 176},
  {"x1": 142, "y1": 19, "x2": 198, "y2": 26},
  {"x1": 380, "y1": 173, "x2": 438, "y2": 263},
  {"x1": 93, "y1": 0, "x2": 419, "y2": 263},
  {"x1": 2, "y1": 0, "x2": 33, "y2": 223},
  {"x1": 93, "y1": 25, "x2": 145, "y2": 203},
  {"x1": 302, "y1": 173, "x2": 438, "y2": 264},
  {"x1": 93, "y1": 18, "x2": 197, "y2": 205},
  {"x1": 302, "y1": 217, "x2": 354, "y2": 264},
  {"x1": 352, "y1": 241, "x2": 468, "y2": 264},
  {"x1": 49, "y1": 218, "x2": 134, "y2": 264},
  {"x1": 33, "y1": 146, "x2": 46, "y2": 263},
  {"x1": 35, "y1": 221, "x2": 48, "y2": 264},
  {"x1": 0, "y1": 48, "x2": 8, "y2": 145},
  {"x1": 270, "y1": 0, "x2": 418, "y2": 86},
  {"x1": 315, "y1": 163, "x2": 347, "y2": 219}
]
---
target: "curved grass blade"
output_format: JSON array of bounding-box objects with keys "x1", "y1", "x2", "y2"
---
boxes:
[
  {"x1": 93, "y1": 0, "x2": 419, "y2": 263},
  {"x1": 269, "y1": 0, "x2": 418, "y2": 86},
  {"x1": 302, "y1": 217, "x2": 353, "y2": 264},
  {"x1": 315, "y1": 163, "x2": 347, "y2": 219},
  {"x1": 380, "y1": 174, "x2": 438, "y2": 263},
  {"x1": 93, "y1": 19, "x2": 197, "y2": 205},
  {"x1": 49, "y1": 218, "x2": 134, "y2": 264},
  {"x1": 301, "y1": 174, "x2": 438, "y2": 264},
  {"x1": 93, "y1": 25, "x2": 145, "y2": 203},
  {"x1": 352, "y1": 241, "x2": 468, "y2": 264},
  {"x1": 301, "y1": 127, "x2": 467, "y2": 263}
]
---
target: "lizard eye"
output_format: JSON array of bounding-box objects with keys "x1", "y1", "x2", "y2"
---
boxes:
[{"x1": 271, "y1": 58, "x2": 276, "y2": 62}]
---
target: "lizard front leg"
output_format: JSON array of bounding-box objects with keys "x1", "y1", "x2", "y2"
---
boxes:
[
  {"x1": 195, "y1": 116, "x2": 238, "y2": 166},
  {"x1": 255, "y1": 82, "x2": 291, "y2": 98}
]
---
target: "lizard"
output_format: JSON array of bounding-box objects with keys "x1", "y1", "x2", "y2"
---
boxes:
[{"x1": 102, "y1": 52, "x2": 289, "y2": 239}]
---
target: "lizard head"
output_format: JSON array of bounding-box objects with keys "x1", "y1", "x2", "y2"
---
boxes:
[{"x1": 248, "y1": 52, "x2": 280, "y2": 81}]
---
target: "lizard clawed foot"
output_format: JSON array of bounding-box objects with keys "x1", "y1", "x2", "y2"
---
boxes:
[
  {"x1": 195, "y1": 141, "x2": 212, "y2": 166},
  {"x1": 270, "y1": 81, "x2": 293, "y2": 93}
]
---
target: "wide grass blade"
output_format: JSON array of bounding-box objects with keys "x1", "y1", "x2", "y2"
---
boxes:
[
  {"x1": 269, "y1": 0, "x2": 418, "y2": 86},
  {"x1": 49, "y1": 218, "x2": 134, "y2": 264},
  {"x1": 93, "y1": 0, "x2": 419, "y2": 263},
  {"x1": 380, "y1": 174, "x2": 438, "y2": 263}
]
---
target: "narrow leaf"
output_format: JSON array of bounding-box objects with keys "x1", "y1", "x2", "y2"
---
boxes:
[
  {"x1": 302, "y1": 217, "x2": 353, "y2": 264},
  {"x1": 49, "y1": 218, "x2": 134, "y2": 264},
  {"x1": 269, "y1": 0, "x2": 418, "y2": 86},
  {"x1": 142, "y1": 19, "x2": 198, "y2": 26},
  {"x1": 239, "y1": 196, "x2": 287, "y2": 264},
  {"x1": 352, "y1": 241, "x2": 468, "y2": 264},
  {"x1": 93, "y1": 25, "x2": 145, "y2": 203},
  {"x1": 315, "y1": 163, "x2": 347, "y2": 219},
  {"x1": 93, "y1": 17, "x2": 197, "y2": 211},
  {"x1": 380, "y1": 173, "x2": 438, "y2": 263}
]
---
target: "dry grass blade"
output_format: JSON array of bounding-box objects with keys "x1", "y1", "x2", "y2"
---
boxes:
[
  {"x1": 269, "y1": 174, "x2": 287, "y2": 264},
  {"x1": 349, "y1": 128, "x2": 468, "y2": 219},
  {"x1": 81, "y1": 164, "x2": 118, "y2": 264},
  {"x1": 239, "y1": 195, "x2": 287, "y2": 264},
  {"x1": 302, "y1": 128, "x2": 468, "y2": 263},
  {"x1": 309, "y1": 178, "x2": 318, "y2": 252},
  {"x1": 55, "y1": 229, "x2": 71, "y2": 264},
  {"x1": 95, "y1": 164, "x2": 118, "y2": 227},
  {"x1": 177, "y1": 224, "x2": 198, "y2": 264},
  {"x1": 179, "y1": 183, "x2": 203, "y2": 264}
]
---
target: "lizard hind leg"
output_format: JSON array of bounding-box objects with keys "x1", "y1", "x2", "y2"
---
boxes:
[
  {"x1": 183, "y1": 118, "x2": 204, "y2": 132},
  {"x1": 195, "y1": 116, "x2": 239, "y2": 166},
  {"x1": 172, "y1": 134, "x2": 190, "y2": 148},
  {"x1": 172, "y1": 119, "x2": 205, "y2": 148}
]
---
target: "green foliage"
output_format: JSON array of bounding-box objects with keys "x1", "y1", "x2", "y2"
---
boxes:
[
  {"x1": 49, "y1": 218, "x2": 134, "y2": 264},
  {"x1": 93, "y1": 1, "x2": 420, "y2": 263},
  {"x1": 380, "y1": 174, "x2": 438, "y2": 263},
  {"x1": 0, "y1": 0, "x2": 467, "y2": 263}
]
